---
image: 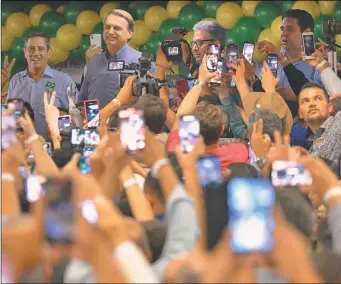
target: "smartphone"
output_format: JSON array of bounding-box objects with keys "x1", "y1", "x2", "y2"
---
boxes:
[
  {"x1": 83, "y1": 129, "x2": 100, "y2": 146},
  {"x1": 8, "y1": 99, "x2": 24, "y2": 119},
  {"x1": 176, "y1": 79, "x2": 190, "y2": 100},
  {"x1": 79, "y1": 200, "x2": 99, "y2": 225},
  {"x1": 271, "y1": 160, "x2": 312, "y2": 187},
  {"x1": 210, "y1": 59, "x2": 223, "y2": 87},
  {"x1": 78, "y1": 156, "x2": 92, "y2": 174},
  {"x1": 43, "y1": 142, "x2": 52, "y2": 156},
  {"x1": 71, "y1": 128, "x2": 84, "y2": 145},
  {"x1": 302, "y1": 32, "x2": 315, "y2": 59},
  {"x1": 1, "y1": 113, "x2": 16, "y2": 150},
  {"x1": 196, "y1": 155, "x2": 223, "y2": 189},
  {"x1": 206, "y1": 44, "x2": 220, "y2": 72},
  {"x1": 267, "y1": 54, "x2": 278, "y2": 78},
  {"x1": 2, "y1": 104, "x2": 7, "y2": 111},
  {"x1": 83, "y1": 147, "x2": 96, "y2": 158},
  {"x1": 44, "y1": 177, "x2": 74, "y2": 243},
  {"x1": 119, "y1": 108, "x2": 146, "y2": 154},
  {"x1": 90, "y1": 34, "x2": 102, "y2": 49},
  {"x1": 225, "y1": 43, "x2": 239, "y2": 67},
  {"x1": 84, "y1": 100, "x2": 100, "y2": 128},
  {"x1": 58, "y1": 115, "x2": 71, "y2": 129},
  {"x1": 179, "y1": 115, "x2": 200, "y2": 153},
  {"x1": 26, "y1": 175, "x2": 46, "y2": 202},
  {"x1": 228, "y1": 178, "x2": 275, "y2": 253},
  {"x1": 243, "y1": 42, "x2": 255, "y2": 64}
]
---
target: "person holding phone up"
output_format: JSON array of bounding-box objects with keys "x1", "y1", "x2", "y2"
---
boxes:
[{"x1": 7, "y1": 32, "x2": 78, "y2": 139}]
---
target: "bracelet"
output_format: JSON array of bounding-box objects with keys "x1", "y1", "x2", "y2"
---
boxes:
[
  {"x1": 25, "y1": 133, "x2": 39, "y2": 145},
  {"x1": 151, "y1": 158, "x2": 169, "y2": 179},
  {"x1": 2, "y1": 173, "x2": 15, "y2": 183},
  {"x1": 123, "y1": 178, "x2": 137, "y2": 189},
  {"x1": 323, "y1": 186, "x2": 341, "y2": 207},
  {"x1": 194, "y1": 80, "x2": 206, "y2": 87},
  {"x1": 316, "y1": 60, "x2": 328, "y2": 71}
]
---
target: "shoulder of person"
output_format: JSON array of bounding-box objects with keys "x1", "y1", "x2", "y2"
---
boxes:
[
  {"x1": 221, "y1": 141, "x2": 249, "y2": 152},
  {"x1": 125, "y1": 45, "x2": 142, "y2": 60}
]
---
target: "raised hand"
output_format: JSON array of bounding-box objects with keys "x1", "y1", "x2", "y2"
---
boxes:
[
  {"x1": 1, "y1": 56, "x2": 16, "y2": 88},
  {"x1": 85, "y1": 44, "x2": 103, "y2": 65},
  {"x1": 250, "y1": 119, "x2": 272, "y2": 159},
  {"x1": 261, "y1": 62, "x2": 280, "y2": 93},
  {"x1": 43, "y1": 91, "x2": 60, "y2": 136},
  {"x1": 198, "y1": 54, "x2": 218, "y2": 83},
  {"x1": 267, "y1": 130, "x2": 290, "y2": 163},
  {"x1": 257, "y1": 40, "x2": 281, "y2": 57},
  {"x1": 230, "y1": 59, "x2": 246, "y2": 84},
  {"x1": 302, "y1": 39, "x2": 326, "y2": 67}
]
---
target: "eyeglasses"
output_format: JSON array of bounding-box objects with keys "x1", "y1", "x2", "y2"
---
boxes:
[{"x1": 190, "y1": 39, "x2": 214, "y2": 48}]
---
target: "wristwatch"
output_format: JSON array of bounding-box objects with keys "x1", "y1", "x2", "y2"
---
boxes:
[
  {"x1": 194, "y1": 80, "x2": 205, "y2": 87},
  {"x1": 157, "y1": 79, "x2": 167, "y2": 89},
  {"x1": 255, "y1": 158, "x2": 267, "y2": 169}
]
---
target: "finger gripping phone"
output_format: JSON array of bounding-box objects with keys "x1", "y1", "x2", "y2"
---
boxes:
[
  {"x1": 179, "y1": 115, "x2": 200, "y2": 153},
  {"x1": 302, "y1": 32, "x2": 315, "y2": 59},
  {"x1": 267, "y1": 54, "x2": 279, "y2": 78},
  {"x1": 84, "y1": 100, "x2": 100, "y2": 128}
]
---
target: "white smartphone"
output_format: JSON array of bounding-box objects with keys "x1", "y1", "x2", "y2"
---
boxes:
[
  {"x1": 302, "y1": 32, "x2": 315, "y2": 59},
  {"x1": 90, "y1": 34, "x2": 102, "y2": 49}
]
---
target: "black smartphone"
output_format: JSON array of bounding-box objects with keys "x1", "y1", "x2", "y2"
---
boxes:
[
  {"x1": 58, "y1": 115, "x2": 71, "y2": 130},
  {"x1": 243, "y1": 42, "x2": 255, "y2": 64},
  {"x1": 84, "y1": 100, "x2": 100, "y2": 128},
  {"x1": 206, "y1": 44, "x2": 220, "y2": 72},
  {"x1": 267, "y1": 54, "x2": 279, "y2": 78},
  {"x1": 225, "y1": 43, "x2": 239, "y2": 67},
  {"x1": 196, "y1": 155, "x2": 223, "y2": 189},
  {"x1": 179, "y1": 115, "x2": 200, "y2": 153},
  {"x1": 302, "y1": 32, "x2": 315, "y2": 59},
  {"x1": 210, "y1": 59, "x2": 223, "y2": 87}
]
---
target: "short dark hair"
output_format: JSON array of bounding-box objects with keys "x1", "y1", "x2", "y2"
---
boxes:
[
  {"x1": 299, "y1": 82, "x2": 329, "y2": 102},
  {"x1": 24, "y1": 32, "x2": 51, "y2": 50},
  {"x1": 283, "y1": 9, "x2": 314, "y2": 32},
  {"x1": 248, "y1": 109, "x2": 283, "y2": 142},
  {"x1": 330, "y1": 96, "x2": 341, "y2": 116},
  {"x1": 144, "y1": 173, "x2": 165, "y2": 203},
  {"x1": 135, "y1": 94, "x2": 167, "y2": 134}
]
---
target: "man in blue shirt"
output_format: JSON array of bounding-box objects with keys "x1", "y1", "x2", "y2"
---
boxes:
[
  {"x1": 78, "y1": 9, "x2": 142, "y2": 109},
  {"x1": 7, "y1": 32, "x2": 77, "y2": 139}
]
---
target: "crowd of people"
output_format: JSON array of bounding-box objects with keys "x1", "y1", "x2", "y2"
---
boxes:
[{"x1": 2, "y1": 6, "x2": 341, "y2": 284}]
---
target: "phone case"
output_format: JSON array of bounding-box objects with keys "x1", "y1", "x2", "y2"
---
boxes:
[{"x1": 90, "y1": 34, "x2": 102, "y2": 49}]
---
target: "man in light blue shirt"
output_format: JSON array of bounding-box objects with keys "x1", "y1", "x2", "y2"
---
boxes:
[{"x1": 7, "y1": 32, "x2": 77, "y2": 139}]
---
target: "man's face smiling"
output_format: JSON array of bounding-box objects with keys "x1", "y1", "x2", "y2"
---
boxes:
[
  {"x1": 191, "y1": 30, "x2": 214, "y2": 63},
  {"x1": 24, "y1": 37, "x2": 50, "y2": 70},
  {"x1": 104, "y1": 14, "x2": 132, "y2": 48}
]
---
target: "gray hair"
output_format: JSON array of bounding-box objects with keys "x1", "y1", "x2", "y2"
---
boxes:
[
  {"x1": 103, "y1": 9, "x2": 134, "y2": 32},
  {"x1": 193, "y1": 20, "x2": 226, "y2": 45},
  {"x1": 248, "y1": 109, "x2": 282, "y2": 142}
]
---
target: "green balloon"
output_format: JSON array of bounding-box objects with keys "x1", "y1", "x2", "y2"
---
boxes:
[
  {"x1": 40, "y1": 11, "x2": 65, "y2": 37},
  {"x1": 70, "y1": 48, "x2": 84, "y2": 62},
  {"x1": 79, "y1": 36, "x2": 90, "y2": 56},
  {"x1": 140, "y1": 44, "x2": 149, "y2": 53},
  {"x1": 254, "y1": 2, "x2": 281, "y2": 28},
  {"x1": 159, "y1": 19, "x2": 182, "y2": 39},
  {"x1": 234, "y1": 17, "x2": 262, "y2": 45},
  {"x1": 2, "y1": 2, "x2": 20, "y2": 25},
  {"x1": 135, "y1": 2, "x2": 152, "y2": 21},
  {"x1": 281, "y1": 1, "x2": 295, "y2": 13},
  {"x1": 203, "y1": 1, "x2": 222, "y2": 18},
  {"x1": 179, "y1": 4, "x2": 205, "y2": 30},
  {"x1": 85, "y1": 2, "x2": 104, "y2": 13},
  {"x1": 11, "y1": 38, "x2": 26, "y2": 63},
  {"x1": 314, "y1": 15, "x2": 333, "y2": 41},
  {"x1": 1, "y1": 51, "x2": 12, "y2": 68},
  {"x1": 225, "y1": 30, "x2": 239, "y2": 45},
  {"x1": 146, "y1": 33, "x2": 162, "y2": 55},
  {"x1": 23, "y1": 27, "x2": 41, "y2": 39},
  {"x1": 64, "y1": 2, "x2": 86, "y2": 24},
  {"x1": 333, "y1": 2, "x2": 341, "y2": 21}
]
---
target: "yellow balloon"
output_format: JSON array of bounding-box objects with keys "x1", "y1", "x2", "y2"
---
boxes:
[
  {"x1": 167, "y1": 1, "x2": 191, "y2": 19},
  {"x1": 129, "y1": 43, "x2": 140, "y2": 51},
  {"x1": 144, "y1": 6, "x2": 169, "y2": 32},
  {"x1": 242, "y1": 1, "x2": 260, "y2": 17},
  {"x1": 271, "y1": 16, "x2": 283, "y2": 40},
  {"x1": 100, "y1": 2, "x2": 120, "y2": 20},
  {"x1": 29, "y1": 4, "x2": 52, "y2": 27},
  {"x1": 56, "y1": 24, "x2": 82, "y2": 51},
  {"x1": 48, "y1": 38, "x2": 69, "y2": 65},
  {"x1": 292, "y1": 1, "x2": 316, "y2": 19},
  {"x1": 318, "y1": 1, "x2": 336, "y2": 15},
  {"x1": 196, "y1": 1, "x2": 204, "y2": 6},
  {"x1": 216, "y1": 2, "x2": 243, "y2": 29},
  {"x1": 253, "y1": 48, "x2": 266, "y2": 62},
  {"x1": 56, "y1": 5, "x2": 65, "y2": 15},
  {"x1": 76, "y1": 10, "x2": 101, "y2": 35},
  {"x1": 185, "y1": 30, "x2": 194, "y2": 43},
  {"x1": 1, "y1": 26, "x2": 14, "y2": 52},
  {"x1": 6, "y1": 12, "x2": 30, "y2": 38},
  {"x1": 311, "y1": 1, "x2": 321, "y2": 18},
  {"x1": 130, "y1": 20, "x2": 152, "y2": 46},
  {"x1": 258, "y1": 28, "x2": 281, "y2": 49}
]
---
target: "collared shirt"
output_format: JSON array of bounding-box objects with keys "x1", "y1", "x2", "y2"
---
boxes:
[
  {"x1": 78, "y1": 44, "x2": 142, "y2": 108},
  {"x1": 7, "y1": 65, "x2": 77, "y2": 138}
]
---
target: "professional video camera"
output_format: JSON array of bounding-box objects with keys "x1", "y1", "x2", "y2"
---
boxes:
[
  {"x1": 161, "y1": 27, "x2": 188, "y2": 62},
  {"x1": 323, "y1": 20, "x2": 341, "y2": 36}
]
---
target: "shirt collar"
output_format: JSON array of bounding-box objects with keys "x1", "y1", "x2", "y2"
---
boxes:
[
  {"x1": 21, "y1": 65, "x2": 54, "y2": 78},
  {"x1": 105, "y1": 43, "x2": 129, "y2": 60}
]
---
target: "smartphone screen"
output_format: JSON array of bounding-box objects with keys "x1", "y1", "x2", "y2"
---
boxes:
[
  {"x1": 108, "y1": 60, "x2": 125, "y2": 71},
  {"x1": 84, "y1": 100, "x2": 99, "y2": 128},
  {"x1": 90, "y1": 34, "x2": 102, "y2": 49},
  {"x1": 302, "y1": 33, "x2": 315, "y2": 58},
  {"x1": 271, "y1": 161, "x2": 312, "y2": 187},
  {"x1": 243, "y1": 42, "x2": 255, "y2": 64},
  {"x1": 8, "y1": 99, "x2": 24, "y2": 119},
  {"x1": 179, "y1": 115, "x2": 200, "y2": 153},
  {"x1": 1, "y1": 113, "x2": 16, "y2": 150},
  {"x1": 196, "y1": 155, "x2": 223, "y2": 189},
  {"x1": 43, "y1": 142, "x2": 52, "y2": 156},
  {"x1": 78, "y1": 156, "x2": 92, "y2": 174},
  {"x1": 44, "y1": 178, "x2": 74, "y2": 243},
  {"x1": 58, "y1": 115, "x2": 71, "y2": 129},
  {"x1": 83, "y1": 147, "x2": 96, "y2": 158},
  {"x1": 79, "y1": 200, "x2": 99, "y2": 225},
  {"x1": 26, "y1": 175, "x2": 46, "y2": 202},
  {"x1": 210, "y1": 60, "x2": 223, "y2": 86},
  {"x1": 228, "y1": 178, "x2": 275, "y2": 253},
  {"x1": 119, "y1": 108, "x2": 146, "y2": 154},
  {"x1": 71, "y1": 128, "x2": 84, "y2": 145},
  {"x1": 83, "y1": 129, "x2": 100, "y2": 146},
  {"x1": 206, "y1": 44, "x2": 220, "y2": 72},
  {"x1": 267, "y1": 54, "x2": 278, "y2": 78},
  {"x1": 226, "y1": 43, "x2": 239, "y2": 66}
]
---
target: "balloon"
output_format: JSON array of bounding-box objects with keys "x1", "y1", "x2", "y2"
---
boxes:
[
  {"x1": 311, "y1": 1, "x2": 321, "y2": 19},
  {"x1": 333, "y1": 2, "x2": 341, "y2": 21},
  {"x1": 197, "y1": 1, "x2": 204, "y2": 7},
  {"x1": 23, "y1": 27, "x2": 41, "y2": 39},
  {"x1": 11, "y1": 38, "x2": 26, "y2": 62},
  {"x1": 48, "y1": 38, "x2": 69, "y2": 65},
  {"x1": 130, "y1": 20, "x2": 152, "y2": 46},
  {"x1": 1, "y1": 2, "x2": 20, "y2": 25},
  {"x1": 185, "y1": 30, "x2": 194, "y2": 43},
  {"x1": 216, "y1": 2, "x2": 243, "y2": 29},
  {"x1": 79, "y1": 36, "x2": 90, "y2": 56},
  {"x1": 159, "y1": 19, "x2": 182, "y2": 39},
  {"x1": 76, "y1": 10, "x2": 101, "y2": 35},
  {"x1": 253, "y1": 48, "x2": 266, "y2": 62},
  {"x1": 100, "y1": 2, "x2": 120, "y2": 20},
  {"x1": 242, "y1": 1, "x2": 260, "y2": 17},
  {"x1": 292, "y1": 2, "x2": 315, "y2": 19},
  {"x1": 56, "y1": 5, "x2": 65, "y2": 15},
  {"x1": 39, "y1": 11, "x2": 65, "y2": 37},
  {"x1": 270, "y1": 16, "x2": 283, "y2": 40},
  {"x1": 203, "y1": 1, "x2": 223, "y2": 18},
  {"x1": 179, "y1": 4, "x2": 205, "y2": 30},
  {"x1": 29, "y1": 4, "x2": 52, "y2": 27},
  {"x1": 56, "y1": 24, "x2": 82, "y2": 51},
  {"x1": 167, "y1": 1, "x2": 191, "y2": 19},
  {"x1": 140, "y1": 44, "x2": 149, "y2": 53},
  {"x1": 64, "y1": 2, "x2": 86, "y2": 24},
  {"x1": 254, "y1": 2, "x2": 281, "y2": 28},
  {"x1": 281, "y1": 1, "x2": 294, "y2": 12},
  {"x1": 6, "y1": 12, "x2": 31, "y2": 38},
  {"x1": 21, "y1": 2, "x2": 35, "y2": 14},
  {"x1": 234, "y1": 17, "x2": 262, "y2": 45},
  {"x1": 1, "y1": 26, "x2": 14, "y2": 52},
  {"x1": 70, "y1": 47, "x2": 84, "y2": 62},
  {"x1": 144, "y1": 6, "x2": 169, "y2": 32},
  {"x1": 319, "y1": 1, "x2": 336, "y2": 15},
  {"x1": 145, "y1": 33, "x2": 162, "y2": 54},
  {"x1": 86, "y1": 2, "x2": 105, "y2": 14},
  {"x1": 225, "y1": 30, "x2": 239, "y2": 45},
  {"x1": 258, "y1": 28, "x2": 281, "y2": 49},
  {"x1": 135, "y1": 2, "x2": 152, "y2": 21},
  {"x1": 314, "y1": 15, "x2": 332, "y2": 41}
]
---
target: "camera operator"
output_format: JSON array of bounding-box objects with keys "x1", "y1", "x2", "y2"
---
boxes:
[{"x1": 78, "y1": 9, "x2": 147, "y2": 109}]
